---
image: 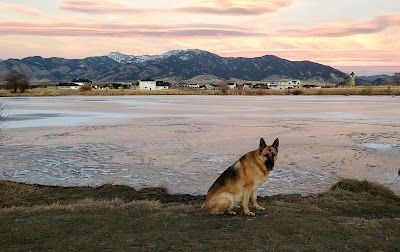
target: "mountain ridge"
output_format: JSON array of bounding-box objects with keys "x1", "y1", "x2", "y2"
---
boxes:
[{"x1": 0, "y1": 49, "x2": 348, "y2": 83}]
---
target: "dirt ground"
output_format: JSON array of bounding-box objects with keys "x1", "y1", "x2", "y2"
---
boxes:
[{"x1": 1, "y1": 180, "x2": 400, "y2": 252}]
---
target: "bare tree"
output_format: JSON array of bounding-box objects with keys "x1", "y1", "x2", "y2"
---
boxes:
[
  {"x1": 4, "y1": 70, "x2": 30, "y2": 93},
  {"x1": 393, "y1": 72, "x2": 400, "y2": 85},
  {"x1": 217, "y1": 83, "x2": 229, "y2": 95}
]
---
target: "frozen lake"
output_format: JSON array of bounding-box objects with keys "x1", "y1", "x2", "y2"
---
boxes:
[{"x1": 1, "y1": 95, "x2": 400, "y2": 196}]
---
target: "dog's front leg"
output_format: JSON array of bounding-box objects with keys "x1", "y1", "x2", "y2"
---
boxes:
[
  {"x1": 242, "y1": 186, "x2": 255, "y2": 216},
  {"x1": 251, "y1": 190, "x2": 265, "y2": 211}
]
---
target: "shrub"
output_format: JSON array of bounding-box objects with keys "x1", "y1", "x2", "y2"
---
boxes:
[
  {"x1": 4, "y1": 70, "x2": 30, "y2": 93},
  {"x1": 291, "y1": 89, "x2": 304, "y2": 95},
  {"x1": 79, "y1": 85, "x2": 92, "y2": 92},
  {"x1": 218, "y1": 83, "x2": 229, "y2": 95},
  {"x1": 359, "y1": 86, "x2": 373, "y2": 95},
  {"x1": 330, "y1": 178, "x2": 398, "y2": 200}
]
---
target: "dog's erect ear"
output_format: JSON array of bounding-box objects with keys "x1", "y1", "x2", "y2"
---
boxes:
[
  {"x1": 259, "y1": 138, "x2": 267, "y2": 151},
  {"x1": 272, "y1": 138, "x2": 279, "y2": 151}
]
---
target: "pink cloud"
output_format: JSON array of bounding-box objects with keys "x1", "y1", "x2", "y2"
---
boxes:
[
  {"x1": 0, "y1": 21, "x2": 267, "y2": 38},
  {"x1": 278, "y1": 14, "x2": 400, "y2": 37},
  {"x1": 61, "y1": 0, "x2": 149, "y2": 14},
  {"x1": 0, "y1": 2, "x2": 41, "y2": 16},
  {"x1": 221, "y1": 48, "x2": 399, "y2": 59},
  {"x1": 61, "y1": 0, "x2": 293, "y2": 16},
  {"x1": 175, "y1": 0, "x2": 294, "y2": 15}
]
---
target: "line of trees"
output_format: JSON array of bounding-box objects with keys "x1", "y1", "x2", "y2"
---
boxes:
[{"x1": 0, "y1": 70, "x2": 399, "y2": 94}]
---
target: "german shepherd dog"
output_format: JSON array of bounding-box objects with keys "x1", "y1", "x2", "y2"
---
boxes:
[{"x1": 202, "y1": 138, "x2": 279, "y2": 216}]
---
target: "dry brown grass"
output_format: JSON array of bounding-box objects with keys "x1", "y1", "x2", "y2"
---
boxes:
[
  {"x1": 330, "y1": 178, "x2": 398, "y2": 200},
  {"x1": 300, "y1": 86, "x2": 400, "y2": 96},
  {"x1": 0, "y1": 179, "x2": 399, "y2": 251},
  {"x1": 1, "y1": 86, "x2": 400, "y2": 97}
]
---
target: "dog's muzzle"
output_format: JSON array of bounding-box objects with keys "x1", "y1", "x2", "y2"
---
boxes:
[{"x1": 265, "y1": 159, "x2": 274, "y2": 171}]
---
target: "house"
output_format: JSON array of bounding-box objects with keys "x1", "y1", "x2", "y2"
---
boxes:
[
  {"x1": 205, "y1": 83, "x2": 218, "y2": 90},
  {"x1": 174, "y1": 83, "x2": 190, "y2": 89},
  {"x1": 243, "y1": 83, "x2": 253, "y2": 89},
  {"x1": 139, "y1": 79, "x2": 170, "y2": 90},
  {"x1": 106, "y1": 83, "x2": 133, "y2": 89},
  {"x1": 226, "y1": 82, "x2": 237, "y2": 89},
  {"x1": 71, "y1": 79, "x2": 92, "y2": 86},
  {"x1": 287, "y1": 80, "x2": 301, "y2": 89},
  {"x1": 267, "y1": 82, "x2": 283, "y2": 89},
  {"x1": 253, "y1": 83, "x2": 269, "y2": 89},
  {"x1": 267, "y1": 80, "x2": 301, "y2": 89},
  {"x1": 156, "y1": 81, "x2": 170, "y2": 90},
  {"x1": 56, "y1": 82, "x2": 81, "y2": 90},
  {"x1": 139, "y1": 79, "x2": 156, "y2": 90},
  {"x1": 188, "y1": 83, "x2": 200, "y2": 89}
]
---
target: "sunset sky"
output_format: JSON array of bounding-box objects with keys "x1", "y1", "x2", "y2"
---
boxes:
[{"x1": 0, "y1": 0, "x2": 399, "y2": 75}]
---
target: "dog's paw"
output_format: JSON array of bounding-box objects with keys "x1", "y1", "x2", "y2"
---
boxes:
[
  {"x1": 255, "y1": 206, "x2": 265, "y2": 211},
  {"x1": 245, "y1": 211, "x2": 255, "y2": 216},
  {"x1": 226, "y1": 210, "x2": 237, "y2": 215},
  {"x1": 233, "y1": 205, "x2": 241, "y2": 209}
]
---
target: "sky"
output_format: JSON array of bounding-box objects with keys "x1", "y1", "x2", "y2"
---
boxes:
[{"x1": 0, "y1": 0, "x2": 399, "y2": 75}]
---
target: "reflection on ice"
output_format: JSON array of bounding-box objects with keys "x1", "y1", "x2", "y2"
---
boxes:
[
  {"x1": 5, "y1": 109, "x2": 145, "y2": 128},
  {"x1": 362, "y1": 143, "x2": 400, "y2": 153},
  {"x1": 1, "y1": 95, "x2": 400, "y2": 196}
]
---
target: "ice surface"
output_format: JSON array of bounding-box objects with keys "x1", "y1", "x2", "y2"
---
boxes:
[{"x1": 1, "y1": 95, "x2": 399, "y2": 196}]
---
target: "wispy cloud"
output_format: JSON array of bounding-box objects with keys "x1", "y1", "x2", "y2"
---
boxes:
[
  {"x1": 175, "y1": 0, "x2": 294, "y2": 15},
  {"x1": 61, "y1": 0, "x2": 293, "y2": 16},
  {"x1": 61, "y1": 0, "x2": 148, "y2": 14},
  {"x1": 278, "y1": 14, "x2": 400, "y2": 37},
  {"x1": 0, "y1": 2, "x2": 41, "y2": 16},
  {"x1": 0, "y1": 21, "x2": 267, "y2": 38}
]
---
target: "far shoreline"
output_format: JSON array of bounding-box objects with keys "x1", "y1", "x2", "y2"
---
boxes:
[{"x1": 1, "y1": 85, "x2": 400, "y2": 97}]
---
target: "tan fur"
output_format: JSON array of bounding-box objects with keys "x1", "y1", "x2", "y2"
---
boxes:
[{"x1": 202, "y1": 138, "x2": 279, "y2": 216}]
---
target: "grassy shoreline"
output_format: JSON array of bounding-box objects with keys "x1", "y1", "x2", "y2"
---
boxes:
[
  {"x1": 1, "y1": 179, "x2": 399, "y2": 251},
  {"x1": 1, "y1": 85, "x2": 400, "y2": 97}
]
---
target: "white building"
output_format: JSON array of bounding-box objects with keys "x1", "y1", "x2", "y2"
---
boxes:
[
  {"x1": 71, "y1": 78, "x2": 92, "y2": 86},
  {"x1": 139, "y1": 79, "x2": 156, "y2": 90},
  {"x1": 287, "y1": 80, "x2": 301, "y2": 89},
  {"x1": 139, "y1": 80, "x2": 170, "y2": 90},
  {"x1": 188, "y1": 83, "x2": 200, "y2": 89},
  {"x1": 226, "y1": 83, "x2": 237, "y2": 89},
  {"x1": 267, "y1": 80, "x2": 301, "y2": 89},
  {"x1": 55, "y1": 83, "x2": 81, "y2": 90}
]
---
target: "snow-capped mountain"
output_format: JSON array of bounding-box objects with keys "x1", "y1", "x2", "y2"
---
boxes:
[
  {"x1": 107, "y1": 49, "x2": 218, "y2": 64},
  {"x1": 0, "y1": 49, "x2": 348, "y2": 82},
  {"x1": 107, "y1": 51, "x2": 153, "y2": 64}
]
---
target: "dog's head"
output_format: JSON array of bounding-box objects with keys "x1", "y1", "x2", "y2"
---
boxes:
[{"x1": 258, "y1": 138, "x2": 279, "y2": 171}]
